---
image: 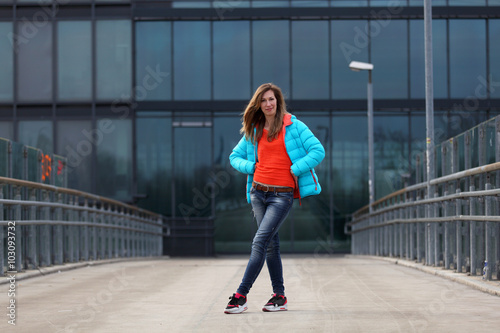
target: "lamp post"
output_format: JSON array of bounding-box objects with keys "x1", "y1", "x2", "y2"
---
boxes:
[{"x1": 349, "y1": 60, "x2": 375, "y2": 213}]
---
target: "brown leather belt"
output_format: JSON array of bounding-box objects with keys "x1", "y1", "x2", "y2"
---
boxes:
[{"x1": 252, "y1": 182, "x2": 293, "y2": 193}]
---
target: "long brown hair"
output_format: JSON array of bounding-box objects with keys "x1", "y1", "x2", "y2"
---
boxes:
[{"x1": 240, "y1": 83, "x2": 289, "y2": 143}]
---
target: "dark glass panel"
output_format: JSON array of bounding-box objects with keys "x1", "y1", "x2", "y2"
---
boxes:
[
  {"x1": 213, "y1": 21, "x2": 251, "y2": 100},
  {"x1": 291, "y1": 21, "x2": 329, "y2": 99},
  {"x1": 373, "y1": 115, "x2": 410, "y2": 199},
  {"x1": 96, "y1": 119, "x2": 133, "y2": 201},
  {"x1": 96, "y1": 20, "x2": 132, "y2": 101},
  {"x1": 17, "y1": 22, "x2": 52, "y2": 102},
  {"x1": 136, "y1": 115, "x2": 172, "y2": 216},
  {"x1": 0, "y1": 23, "x2": 13, "y2": 102},
  {"x1": 214, "y1": 116, "x2": 255, "y2": 253},
  {"x1": 449, "y1": 20, "x2": 486, "y2": 98},
  {"x1": 135, "y1": 22, "x2": 172, "y2": 101},
  {"x1": 409, "y1": 19, "x2": 448, "y2": 99},
  {"x1": 18, "y1": 121, "x2": 53, "y2": 154},
  {"x1": 56, "y1": 120, "x2": 93, "y2": 193},
  {"x1": 331, "y1": 20, "x2": 369, "y2": 99},
  {"x1": 58, "y1": 21, "x2": 92, "y2": 101},
  {"x1": 371, "y1": 20, "x2": 408, "y2": 99},
  {"x1": 252, "y1": 20, "x2": 290, "y2": 96},
  {"x1": 173, "y1": 21, "x2": 211, "y2": 100},
  {"x1": 489, "y1": 20, "x2": 500, "y2": 99}
]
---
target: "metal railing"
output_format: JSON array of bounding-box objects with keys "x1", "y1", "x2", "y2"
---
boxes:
[
  {"x1": 0, "y1": 176, "x2": 165, "y2": 276},
  {"x1": 0, "y1": 137, "x2": 165, "y2": 275},
  {"x1": 347, "y1": 116, "x2": 500, "y2": 281}
]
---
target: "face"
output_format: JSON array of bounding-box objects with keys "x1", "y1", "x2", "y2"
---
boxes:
[{"x1": 260, "y1": 89, "x2": 277, "y2": 118}]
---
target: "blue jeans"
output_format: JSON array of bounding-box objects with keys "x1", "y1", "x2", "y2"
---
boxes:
[{"x1": 236, "y1": 186, "x2": 294, "y2": 296}]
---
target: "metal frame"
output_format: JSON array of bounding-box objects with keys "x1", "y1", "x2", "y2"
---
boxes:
[{"x1": 347, "y1": 116, "x2": 500, "y2": 281}]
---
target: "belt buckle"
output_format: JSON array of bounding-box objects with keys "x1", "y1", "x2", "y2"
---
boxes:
[{"x1": 263, "y1": 184, "x2": 270, "y2": 192}]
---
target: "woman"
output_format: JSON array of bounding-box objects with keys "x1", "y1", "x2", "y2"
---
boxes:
[{"x1": 224, "y1": 83, "x2": 325, "y2": 314}]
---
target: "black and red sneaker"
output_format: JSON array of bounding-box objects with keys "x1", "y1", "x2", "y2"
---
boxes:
[
  {"x1": 262, "y1": 293, "x2": 287, "y2": 312},
  {"x1": 224, "y1": 293, "x2": 248, "y2": 314}
]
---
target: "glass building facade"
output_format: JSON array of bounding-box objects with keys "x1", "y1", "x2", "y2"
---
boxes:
[{"x1": 1, "y1": 0, "x2": 500, "y2": 254}]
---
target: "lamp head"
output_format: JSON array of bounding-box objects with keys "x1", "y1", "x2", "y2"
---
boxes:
[{"x1": 349, "y1": 61, "x2": 374, "y2": 71}]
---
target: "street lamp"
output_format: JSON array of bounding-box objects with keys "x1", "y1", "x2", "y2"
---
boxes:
[{"x1": 349, "y1": 60, "x2": 375, "y2": 213}]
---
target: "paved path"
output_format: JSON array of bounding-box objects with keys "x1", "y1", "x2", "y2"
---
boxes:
[{"x1": 2, "y1": 255, "x2": 500, "y2": 332}]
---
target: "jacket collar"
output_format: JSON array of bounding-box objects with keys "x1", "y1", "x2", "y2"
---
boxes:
[{"x1": 283, "y1": 113, "x2": 293, "y2": 127}]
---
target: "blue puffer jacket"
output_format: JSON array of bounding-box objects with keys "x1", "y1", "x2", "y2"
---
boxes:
[{"x1": 229, "y1": 114, "x2": 325, "y2": 203}]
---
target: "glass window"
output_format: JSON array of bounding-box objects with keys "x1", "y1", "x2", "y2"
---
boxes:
[
  {"x1": 289, "y1": 113, "x2": 334, "y2": 251},
  {"x1": 136, "y1": 115, "x2": 172, "y2": 216},
  {"x1": 331, "y1": 114, "x2": 368, "y2": 214},
  {"x1": 172, "y1": 1, "x2": 211, "y2": 7},
  {"x1": 292, "y1": 21, "x2": 329, "y2": 99},
  {"x1": 213, "y1": 21, "x2": 251, "y2": 100},
  {"x1": 56, "y1": 120, "x2": 93, "y2": 193},
  {"x1": 374, "y1": 115, "x2": 410, "y2": 198},
  {"x1": 96, "y1": 20, "x2": 132, "y2": 101},
  {"x1": 17, "y1": 22, "x2": 52, "y2": 102},
  {"x1": 450, "y1": 20, "x2": 486, "y2": 98},
  {"x1": 96, "y1": 118, "x2": 133, "y2": 201},
  {"x1": 173, "y1": 21, "x2": 211, "y2": 100},
  {"x1": 489, "y1": 20, "x2": 500, "y2": 99},
  {"x1": 58, "y1": 21, "x2": 92, "y2": 101},
  {"x1": 449, "y1": 0, "x2": 485, "y2": 5},
  {"x1": 331, "y1": 20, "x2": 370, "y2": 99},
  {"x1": 291, "y1": 0, "x2": 328, "y2": 6},
  {"x1": 214, "y1": 116, "x2": 254, "y2": 253},
  {"x1": 173, "y1": 123, "x2": 212, "y2": 218},
  {"x1": 0, "y1": 23, "x2": 13, "y2": 102},
  {"x1": 252, "y1": 21, "x2": 290, "y2": 96},
  {"x1": 371, "y1": 20, "x2": 408, "y2": 99},
  {"x1": 135, "y1": 22, "x2": 172, "y2": 101},
  {"x1": 331, "y1": 0, "x2": 368, "y2": 6},
  {"x1": 252, "y1": 0, "x2": 288, "y2": 7},
  {"x1": 18, "y1": 120, "x2": 53, "y2": 154},
  {"x1": 409, "y1": 19, "x2": 447, "y2": 99},
  {"x1": 409, "y1": 0, "x2": 446, "y2": 5},
  {"x1": 0, "y1": 122, "x2": 13, "y2": 141}
]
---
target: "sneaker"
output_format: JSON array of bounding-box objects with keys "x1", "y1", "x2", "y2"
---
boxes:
[
  {"x1": 224, "y1": 293, "x2": 248, "y2": 314},
  {"x1": 262, "y1": 293, "x2": 288, "y2": 312}
]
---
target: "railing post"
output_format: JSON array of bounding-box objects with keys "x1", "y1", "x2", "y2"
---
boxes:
[
  {"x1": 90, "y1": 201, "x2": 97, "y2": 260},
  {"x1": 13, "y1": 186, "x2": 22, "y2": 272},
  {"x1": 98, "y1": 204, "x2": 106, "y2": 259},
  {"x1": 484, "y1": 181, "x2": 493, "y2": 280},
  {"x1": 158, "y1": 217, "x2": 163, "y2": 256},
  {"x1": 456, "y1": 188, "x2": 463, "y2": 273},
  {"x1": 82, "y1": 198, "x2": 89, "y2": 261},
  {"x1": 41, "y1": 190, "x2": 51, "y2": 267},
  {"x1": 114, "y1": 208, "x2": 120, "y2": 258},
  {"x1": 54, "y1": 193, "x2": 63, "y2": 265},
  {"x1": 464, "y1": 132, "x2": 472, "y2": 272},
  {"x1": 27, "y1": 188, "x2": 37, "y2": 269},
  {"x1": 444, "y1": 188, "x2": 451, "y2": 269},
  {"x1": 470, "y1": 185, "x2": 478, "y2": 275},
  {"x1": 433, "y1": 189, "x2": 440, "y2": 267},
  {"x1": 0, "y1": 184, "x2": 4, "y2": 276},
  {"x1": 121, "y1": 209, "x2": 126, "y2": 257},
  {"x1": 65, "y1": 195, "x2": 74, "y2": 263}
]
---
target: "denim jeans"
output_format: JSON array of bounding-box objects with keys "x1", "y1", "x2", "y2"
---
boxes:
[{"x1": 236, "y1": 186, "x2": 294, "y2": 296}]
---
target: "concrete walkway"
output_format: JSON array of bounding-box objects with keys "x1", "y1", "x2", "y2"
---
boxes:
[{"x1": 2, "y1": 255, "x2": 500, "y2": 332}]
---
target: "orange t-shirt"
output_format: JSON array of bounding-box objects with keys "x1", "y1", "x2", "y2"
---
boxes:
[{"x1": 253, "y1": 129, "x2": 295, "y2": 188}]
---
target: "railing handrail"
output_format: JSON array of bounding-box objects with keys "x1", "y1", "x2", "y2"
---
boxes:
[
  {"x1": 0, "y1": 175, "x2": 161, "y2": 218},
  {"x1": 351, "y1": 161, "x2": 500, "y2": 220}
]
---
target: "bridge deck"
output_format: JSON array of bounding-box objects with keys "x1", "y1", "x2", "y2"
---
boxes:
[{"x1": 2, "y1": 255, "x2": 500, "y2": 332}]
